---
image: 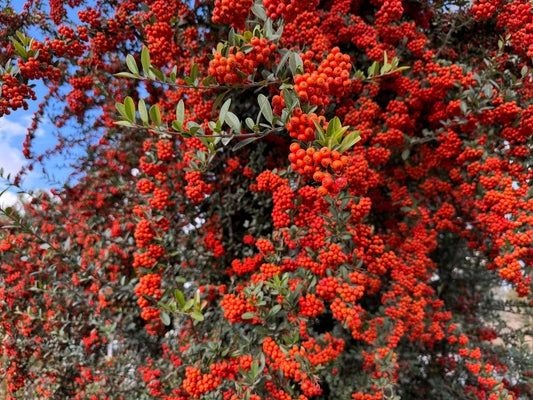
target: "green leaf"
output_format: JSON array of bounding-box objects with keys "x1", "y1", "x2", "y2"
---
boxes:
[
  {"x1": 401, "y1": 149, "x2": 410, "y2": 160},
  {"x1": 225, "y1": 111, "x2": 241, "y2": 132},
  {"x1": 212, "y1": 89, "x2": 230, "y2": 118},
  {"x1": 175, "y1": 289, "x2": 185, "y2": 307},
  {"x1": 245, "y1": 117, "x2": 255, "y2": 130},
  {"x1": 176, "y1": 100, "x2": 185, "y2": 126},
  {"x1": 275, "y1": 49, "x2": 291, "y2": 76},
  {"x1": 160, "y1": 311, "x2": 171, "y2": 325},
  {"x1": 191, "y1": 311, "x2": 204, "y2": 321},
  {"x1": 380, "y1": 63, "x2": 392, "y2": 75},
  {"x1": 289, "y1": 52, "x2": 303, "y2": 75},
  {"x1": 126, "y1": 54, "x2": 139, "y2": 74},
  {"x1": 368, "y1": 61, "x2": 379, "y2": 77},
  {"x1": 149, "y1": 66, "x2": 165, "y2": 81},
  {"x1": 141, "y1": 47, "x2": 151, "y2": 76},
  {"x1": 124, "y1": 96, "x2": 136, "y2": 122},
  {"x1": 332, "y1": 125, "x2": 349, "y2": 144},
  {"x1": 138, "y1": 99, "x2": 148, "y2": 124},
  {"x1": 337, "y1": 130, "x2": 361, "y2": 153},
  {"x1": 270, "y1": 304, "x2": 282, "y2": 315},
  {"x1": 250, "y1": 361, "x2": 259, "y2": 378},
  {"x1": 114, "y1": 121, "x2": 134, "y2": 127},
  {"x1": 258, "y1": 94, "x2": 273, "y2": 124},
  {"x1": 116, "y1": 102, "x2": 126, "y2": 117},
  {"x1": 312, "y1": 118, "x2": 326, "y2": 142},
  {"x1": 149, "y1": 105, "x2": 161, "y2": 127},
  {"x1": 232, "y1": 136, "x2": 260, "y2": 151},
  {"x1": 241, "y1": 312, "x2": 257, "y2": 319},
  {"x1": 251, "y1": 4, "x2": 267, "y2": 21},
  {"x1": 282, "y1": 88, "x2": 294, "y2": 110},
  {"x1": 190, "y1": 63, "x2": 199, "y2": 82},
  {"x1": 114, "y1": 72, "x2": 140, "y2": 79},
  {"x1": 12, "y1": 40, "x2": 27, "y2": 58},
  {"x1": 325, "y1": 116, "x2": 338, "y2": 138},
  {"x1": 228, "y1": 28, "x2": 235, "y2": 46},
  {"x1": 183, "y1": 299, "x2": 194, "y2": 311},
  {"x1": 219, "y1": 98, "x2": 231, "y2": 125}
]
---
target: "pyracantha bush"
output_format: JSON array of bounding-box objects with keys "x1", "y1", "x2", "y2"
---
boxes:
[{"x1": 1, "y1": 0, "x2": 533, "y2": 399}]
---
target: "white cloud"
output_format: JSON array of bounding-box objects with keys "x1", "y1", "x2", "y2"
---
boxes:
[
  {"x1": 0, "y1": 114, "x2": 61, "y2": 192},
  {"x1": 0, "y1": 115, "x2": 30, "y2": 140},
  {"x1": 0, "y1": 115, "x2": 46, "y2": 182},
  {"x1": 0, "y1": 143, "x2": 26, "y2": 178},
  {"x1": 0, "y1": 191, "x2": 18, "y2": 208}
]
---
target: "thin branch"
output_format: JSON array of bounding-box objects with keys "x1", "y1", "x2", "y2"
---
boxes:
[
  {"x1": 435, "y1": 18, "x2": 456, "y2": 59},
  {"x1": 124, "y1": 75, "x2": 285, "y2": 91}
]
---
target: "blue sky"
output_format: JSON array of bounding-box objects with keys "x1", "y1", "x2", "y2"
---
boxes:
[
  {"x1": 0, "y1": 104, "x2": 74, "y2": 207},
  {"x1": 0, "y1": 2, "x2": 82, "y2": 207}
]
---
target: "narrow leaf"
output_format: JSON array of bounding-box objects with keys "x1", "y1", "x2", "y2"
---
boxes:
[
  {"x1": 160, "y1": 311, "x2": 171, "y2": 325},
  {"x1": 150, "y1": 105, "x2": 161, "y2": 126},
  {"x1": 114, "y1": 121, "x2": 134, "y2": 127},
  {"x1": 225, "y1": 111, "x2": 241, "y2": 132},
  {"x1": 114, "y1": 72, "x2": 140, "y2": 79},
  {"x1": 338, "y1": 130, "x2": 361, "y2": 153},
  {"x1": 190, "y1": 63, "x2": 198, "y2": 81},
  {"x1": 176, "y1": 100, "x2": 185, "y2": 126},
  {"x1": 312, "y1": 119, "x2": 326, "y2": 142},
  {"x1": 175, "y1": 289, "x2": 185, "y2": 307},
  {"x1": 232, "y1": 136, "x2": 260, "y2": 151},
  {"x1": 219, "y1": 98, "x2": 231, "y2": 125},
  {"x1": 115, "y1": 102, "x2": 126, "y2": 117},
  {"x1": 141, "y1": 47, "x2": 151, "y2": 75},
  {"x1": 138, "y1": 99, "x2": 148, "y2": 124},
  {"x1": 251, "y1": 4, "x2": 267, "y2": 21},
  {"x1": 124, "y1": 96, "x2": 136, "y2": 122},
  {"x1": 126, "y1": 54, "x2": 139, "y2": 74},
  {"x1": 258, "y1": 94, "x2": 273, "y2": 124},
  {"x1": 191, "y1": 311, "x2": 204, "y2": 321},
  {"x1": 241, "y1": 312, "x2": 257, "y2": 319}
]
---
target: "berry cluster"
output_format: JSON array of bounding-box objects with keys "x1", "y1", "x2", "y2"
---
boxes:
[
  {"x1": 134, "y1": 274, "x2": 162, "y2": 321},
  {"x1": 212, "y1": 0, "x2": 254, "y2": 30},
  {"x1": 273, "y1": 47, "x2": 351, "y2": 111},
  {"x1": 182, "y1": 366, "x2": 222, "y2": 398},
  {"x1": 262, "y1": 0, "x2": 319, "y2": 22},
  {"x1": 288, "y1": 142, "x2": 349, "y2": 196},
  {"x1": 220, "y1": 292, "x2": 261, "y2": 323},
  {"x1": 286, "y1": 108, "x2": 325, "y2": 142},
  {"x1": 0, "y1": 73, "x2": 37, "y2": 116},
  {"x1": 298, "y1": 293, "x2": 324, "y2": 318},
  {"x1": 208, "y1": 38, "x2": 277, "y2": 85}
]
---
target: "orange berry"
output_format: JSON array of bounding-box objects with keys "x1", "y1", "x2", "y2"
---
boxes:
[
  {"x1": 290, "y1": 142, "x2": 300, "y2": 153},
  {"x1": 313, "y1": 171, "x2": 324, "y2": 182},
  {"x1": 332, "y1": 160, "x2": 343, "y2": 171}
]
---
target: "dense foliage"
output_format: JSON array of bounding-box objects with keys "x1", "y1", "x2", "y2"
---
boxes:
[{"x1": 1, "y1": 0, "x2": 533, "y2": 399}]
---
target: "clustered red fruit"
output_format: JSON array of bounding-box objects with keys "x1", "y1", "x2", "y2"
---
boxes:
[
  {"x1": 0, "y1": 73, "x2": 37, "y2": 116},
  {"x1": 208, "y1": 37, "x2": 277, "y2": 85},
  {"x1": 285, "y1": 108, "x2": 325, "y2": 142},
  {"x1": 220, "y1": 292, "x2": 261, "y2": 323},
  {"x1": 288, "y1": 142, "x2": 349, "y2": 196},
  {"x1": 134, "y1": 274, "x2": 162, "y2": 321},
  {"x1": 212, "y1": 0, "x2": 254, "y2": 30},
  {"x1": 272, "y1": 47, "x2": 351, "y2": 110},
  {"x1": 263, "y1": 0, "x2": 320, "y2": 22}
]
